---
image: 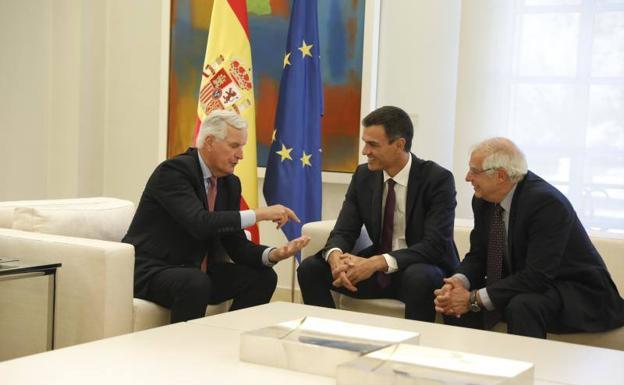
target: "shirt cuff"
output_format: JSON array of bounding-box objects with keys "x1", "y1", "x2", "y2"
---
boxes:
[
  {"x1": 382, "y1": 253, "x2": 398, "y2": 273},
  {"x1": 240, "y1": 210, "x2": 256, "y2": 229},
  {"x1": 262, "y1": 247, "x2": 276, "y2": 267},
  {"x1": 451, "y1": 273, "x2": 471, "y2": 290},
  {"x1": 323, "y1": 247, "x2": 343, "y2": 262},
  {"x1": 479, "y1": 288, "x2": 495, "y2": 311}
]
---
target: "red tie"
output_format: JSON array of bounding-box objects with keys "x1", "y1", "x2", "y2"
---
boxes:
[
  {"x1": 208, "y1": 176, "x2": 217, "y2": 212},
  {"x1": 201, "y1": 176, "x2": 218, "y2": 273},
  {"x1": 377, "y1": 179, "x2": 396, "y2": 288}
]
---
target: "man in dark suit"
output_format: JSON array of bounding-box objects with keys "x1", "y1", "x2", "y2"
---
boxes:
[
  {"x1": 123, "y1": 110, "x2": 309, "y2": 323},
  {"x1": 434, "y1": 137, "x2": 624, "y2": 338},
  {"x1": 297, "y1": 106, "x2": 459, "y2": 321}
]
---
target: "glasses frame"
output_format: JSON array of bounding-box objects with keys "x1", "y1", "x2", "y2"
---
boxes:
[{"x1": 468, "y1": 167, "x2": 497, "y2": 176}]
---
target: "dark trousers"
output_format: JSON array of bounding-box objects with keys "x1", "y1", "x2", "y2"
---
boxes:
[
  {"x1": 145, "y1": 262, "x2": 277, "y2": 323},
  {"x1": 450, "y1": 288, "x2": 565, "y2": 339},
  {"x1": 297, "y1": 254, "x2": 444, "y2": 322}
]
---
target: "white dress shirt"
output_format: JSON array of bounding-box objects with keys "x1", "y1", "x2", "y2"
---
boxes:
[
  {"x1": 324, "y1": 155, "x2": 413, "y2": 275},
  {"x1": 197, "y1": 152, "x2": 275, "y2": 266}
]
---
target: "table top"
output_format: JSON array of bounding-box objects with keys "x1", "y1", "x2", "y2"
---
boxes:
[
  {"x1": 192, "y1": 302, "x2": 624, "y2": 385},
  {"x1": 0, "y1": 260, "x2": 61, "y2": 277},
  {"x1": 1, "y1": 301, "x2": 622, "y2": 385}
]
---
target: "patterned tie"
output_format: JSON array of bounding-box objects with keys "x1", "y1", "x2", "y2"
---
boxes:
[
  {"x1": 485, "y1": 204, "x2": 505, "y2": 328},
  {"x1": 201, "y1": 176, "x2": 218, "y2": 273},
  {"x1": 377, "y1": 179, "x2": 396, "y2": 288}
]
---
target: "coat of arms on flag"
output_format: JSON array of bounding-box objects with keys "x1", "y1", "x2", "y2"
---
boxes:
[{"x1": 198, "y1": 54, "x2": 253, "y2": 120}]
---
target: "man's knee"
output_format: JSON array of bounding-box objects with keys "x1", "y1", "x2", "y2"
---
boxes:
[
  {"x1": 257, "y1": 267, "x2": 278, "y2": 291},
  {"x1": 505, "y1": 293, "x2": 542, "y2": 321},
  {"x1": 505, "y1": 294, "x2": 531, "y2": 319},
  {"x1": 400, "y1": 264, "x2": 444, "y2": 294},
  {"x1": 179, "y1": 274, "x2": 213, "y2": 299},
  {"x1": 297, "y1": 255, "x2": 328, "y2": 287}
]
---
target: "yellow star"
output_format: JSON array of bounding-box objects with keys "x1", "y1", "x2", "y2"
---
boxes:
[
  {"x1": 283, "y1": 52, "x2": 291, "y2": 68},
  {"x1": 276, "y1": 144, "x2": 293, "y2": 162},
  {"x1": 298, "y1": 40, "x2": 313, "y2": 58},
  {"x1": 271, "y1": 129, "x2": 277, "y2": 142},
  {"x1": 300, "y1": 151, "x2": 312, "y2": 167}
]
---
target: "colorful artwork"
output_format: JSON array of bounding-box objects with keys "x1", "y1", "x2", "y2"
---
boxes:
[{"x1": 168, "y1": 0, "x2": 365, "y2": 172}]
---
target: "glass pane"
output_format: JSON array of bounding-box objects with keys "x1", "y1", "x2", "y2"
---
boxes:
[
  {"x1": 524, "y1": 0, "x2": 581, "y2": 5},
  {"x1": 587, "y1": 85, "x2": 624, "y2": 152},
  {"x1": 596, "y1": 0, "x2": 624, "y2": 5},
  {"x1": 521, "y1": 151, "x2": 571, "y2": 184},
  {"x1": 582, "y1": 158, "x2": 624, "y2": 232},
  {"x1": 509, "y1": 84, "x2": 578, "y2": 147},
  {"x1": 591, "y1": 12, "x2": 624, "y2": 77},
  {"x1": 516, "y1": 13, "x2": 580, "y2": 77}
]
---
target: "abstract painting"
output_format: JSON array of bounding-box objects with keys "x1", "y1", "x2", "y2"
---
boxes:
[{"x1": 168, "y1": 0, "x2": 365, "y2": 172}]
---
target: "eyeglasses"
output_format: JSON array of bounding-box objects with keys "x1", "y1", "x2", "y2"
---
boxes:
[{"x1": 467, "y1": 167, "x2": 496, "y2": 176}]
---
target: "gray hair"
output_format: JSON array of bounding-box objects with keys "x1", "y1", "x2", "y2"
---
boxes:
[
  {"x1": 196, "y1": 109, "x2": 247, "y2": 148},
  {"x1": 472, "y1": 137, "x2": 528, "y2": 183}
]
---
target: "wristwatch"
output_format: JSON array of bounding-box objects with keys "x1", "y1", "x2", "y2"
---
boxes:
[{"x1": 469, "y1": 290, "x2": 481, "y2": 312}]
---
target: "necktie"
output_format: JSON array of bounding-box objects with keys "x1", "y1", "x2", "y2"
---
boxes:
[
  {"x1": 208, "y1": 176, "x2": 217, "y2": 212},
  {"x1": 487, "y1": 204, "x2": 505, "y2": 285},
  {"x1": 485, "y1": 204, "x2": 505, "y2": 328},
  {"x1": 201, "y1": 176, "x2": 218, "y2": 273},
  {"x1": 377, "y1": 179, "x2": 396, "y2": 288}
]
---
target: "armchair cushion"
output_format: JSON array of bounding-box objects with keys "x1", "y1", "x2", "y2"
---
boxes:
[{"x1": 9, "y1": 198, "x2": 135, "y2": 242}]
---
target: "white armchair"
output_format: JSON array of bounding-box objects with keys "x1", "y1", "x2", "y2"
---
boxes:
[{"x1": 0, "y1": 197, "x2": 229, "y2": 360}]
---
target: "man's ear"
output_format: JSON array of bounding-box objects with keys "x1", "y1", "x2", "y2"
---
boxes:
[
  {"x1": 497, "y1": 168, "x2": 510, "y2": 182},
  {"x1": 394, "y1": 137, "x2": 407, "y2": 152},
  {"x1": 204, "y1": 134, "x2": 215, "y2": 150}
]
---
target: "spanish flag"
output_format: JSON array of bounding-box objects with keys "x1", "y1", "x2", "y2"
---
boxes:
[{"x1": 196, "y1": 0, "x2": 259, "y2": 243}]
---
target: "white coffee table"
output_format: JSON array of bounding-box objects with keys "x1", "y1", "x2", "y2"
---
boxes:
[{"x1": 1, "y1": 302, "x2": 622, "y2": 385}]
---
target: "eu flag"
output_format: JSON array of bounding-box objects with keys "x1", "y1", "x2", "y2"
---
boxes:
[{"x1": 263, "y1": 0, "x2": 323, "y2": 262}]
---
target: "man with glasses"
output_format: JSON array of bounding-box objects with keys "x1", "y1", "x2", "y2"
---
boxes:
[
  {"x1": 434, "y1": 137, "x2": 624, "y2": 338},
  {"x1": 298, "y1": 106, "x2": 459, "y2": 322}
]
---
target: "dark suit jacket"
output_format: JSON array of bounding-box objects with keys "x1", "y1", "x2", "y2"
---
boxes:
[
  {"x1": 322, "y1": 154, "x2": 459, "y2": 275},
  {"x1": 458, "y1": 171, "x2": 624, "y2": 332},
  {"x1": 123, "y1": 148, "x2": 267, "y2": 298}
]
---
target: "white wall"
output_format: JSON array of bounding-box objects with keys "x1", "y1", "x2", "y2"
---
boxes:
[
  {"x1": 376, "y1": 1, "x2": 462, "y2": 171},
  {"x1": 0, "y1": 0, "x2": 51, "y2": 200},
  {"x1": 103, "y1": 0, "x2": 169, "y2": 202},
  {"x1": 0, "y1": 0, "x2": 167, "y2": 203}
]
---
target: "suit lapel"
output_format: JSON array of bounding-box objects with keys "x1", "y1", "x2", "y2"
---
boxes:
[
  {"x1": 405, "y1": 154, "x2": 420, "y2": 223},
  {"x1": 190, "y1": 148, "x2": 209, "y2": 210},
  {"x1": 506, "y1": 172, "x2": 529, "y2": 273},
  {"x1": 370, "y1": 172, "x2": 384, "y2": 246}
]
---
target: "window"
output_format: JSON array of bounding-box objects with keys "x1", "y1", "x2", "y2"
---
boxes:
[{"x1": 455, "y1": 0, "x2": 624, "y2": 235}]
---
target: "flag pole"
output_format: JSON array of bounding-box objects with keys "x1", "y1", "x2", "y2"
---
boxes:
[{"x1": 291, "y1": 257, "x2": 296, "y2": 303}]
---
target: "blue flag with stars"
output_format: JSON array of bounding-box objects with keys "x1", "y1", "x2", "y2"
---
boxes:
[{"x1": 263, "y1": 0, "x2": 323, "y2": 262}]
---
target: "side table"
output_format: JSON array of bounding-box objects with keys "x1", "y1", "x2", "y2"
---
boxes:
[{"x1": 0, "y1": 260, "x2": 62, "y2": 350}]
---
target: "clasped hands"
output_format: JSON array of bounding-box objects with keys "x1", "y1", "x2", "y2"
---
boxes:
[
  {"x1": 327, "y1": 251, "x2": 386, "y2": 292},
  {"x1": 433, "y1": 277, "x2": 471, "y2": 317}
]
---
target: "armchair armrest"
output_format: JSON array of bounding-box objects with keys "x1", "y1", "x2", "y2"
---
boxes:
[
  {"x1": 0, "y1": 228, "x2": 134, "y2": 348},
  {"x1": 301, "y1": 220, "x2": 336, "y2": 260}
]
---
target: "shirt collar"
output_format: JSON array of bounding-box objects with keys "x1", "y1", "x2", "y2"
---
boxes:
[
  {"x1": 500, "y1": 183, "x2": 517, "y2": 212},
  {"x1": 197, "y1": 150, "x2": 213, "y2": 181},
  {"x1": 383, "y1": 154, "x2": 412, "y2": 187}
]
